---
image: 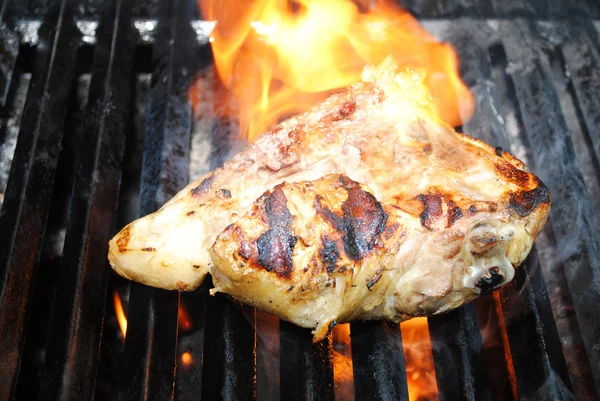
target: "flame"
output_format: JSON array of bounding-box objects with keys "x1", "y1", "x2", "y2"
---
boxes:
[
  {"x1": 332, "y1": 324, "x2": 354, "y2": 401},
  {"x1": 178, "y1": 303, "x2": 193, "y2": 332},
  {"x1": 113, "y1": 290, "x2": 127, "y2": 339},
  {"x1": 198, "y1": 0, "x2": 474, "y2": 140},
  {"x1": 181, "y1": 351, "x2": 193, "y2": 366},
  {"x1": 400, "y1": 318, "x2": 438, "y2": 401}
]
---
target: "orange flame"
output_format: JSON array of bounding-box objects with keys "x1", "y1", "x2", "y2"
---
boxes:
[
  {"x1": 401, "y1": 318, "x2": 438, "y2": 401},
  {"x1": 178, "y1": 303, "x2": 193, "y2": 332},
  {"x1": 113, "y1": 290, "x2": 127, "y2": 339},
  {"x1": 332, "y1": 324, "x2": 354, "y2": 401},
  {"x1": 198, "y1": 0, "x2": 474, "y2": 140}
]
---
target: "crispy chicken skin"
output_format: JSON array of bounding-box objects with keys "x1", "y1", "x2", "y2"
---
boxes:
[{"x1": 108, "y1": 59, "x2": 550, "y2": 339}]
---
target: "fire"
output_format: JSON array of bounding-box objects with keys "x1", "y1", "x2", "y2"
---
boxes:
[
  {"x1": 401, "y1": 318, "x2": 438, "y2": 401},
  {"x1": 332, "y1": 324, "x2": 354, "y2": 401},
  {"x1": 178, "y1": 303, "x2": 193, "y2": 332},
  {"x1": 198, "y1": 0, "x2": 474, "y2": 140},
  {"x1": 113, "y1": 290, "x2": 127, "y2": 339}
]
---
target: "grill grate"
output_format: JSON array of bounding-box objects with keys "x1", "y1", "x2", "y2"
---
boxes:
[{"x1": 1, "y1": 1, "x2": 600, "y2": 401}]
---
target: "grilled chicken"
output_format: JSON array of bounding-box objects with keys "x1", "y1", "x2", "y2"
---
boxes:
[{"x1": 108, "y1": 58, "x2": 550, "y2": 340}]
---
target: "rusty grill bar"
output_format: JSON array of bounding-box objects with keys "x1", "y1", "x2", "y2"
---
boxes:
[{"x1": 1, "y1": 0, "x2": 599, "y2": 400}]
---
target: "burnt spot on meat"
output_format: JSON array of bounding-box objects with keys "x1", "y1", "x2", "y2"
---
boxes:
[
  {"x1": 315, "y1": 177, "x2": 388, "y2": 261},
  {"x1": 447, "y1": 200, "x2": 463, "y2": 227},
  {"x1": 416, "y1": 194, "x2": 443, "y2": 230},
  {"x1": 116, "y1": 227, "x2": 131, "y2": 252},
  {"x1": 257, "y1": 185, "x2": 297, "y2": 278},
  {"x1": 287, "y1": 285, "x2": 295, "y2": 292},
  {"x1": 495, "y1": 146, "x2": 503, "y2": 157},
  {"x1": 320, "y1": 236, "x2": 340, "y2": 274},
  {"x1": 423, "y1": 143, "x2": 432, "y2": 154},
  {"x1": 187, "y1": 210, "x2": 196, "y2": 216},
  {"x1": 509, "y1": 182, "x2": 551, "y2": 217},
  {"x1": 320, "y1": 99, "x2": 357, "y2": 124},
  {"x1": 191, "y1": 174, "x2": 215, "y2": 197},
  {"x1": 467, "y1": 205, "x2": 477, "y2": 216},
  {"x1": 141, "y1": 247, "x2": 156, "y2": 252},
  {"x1": 217, "y1": 188, "x2": 232, "y2": 199},
  {"x1": 476, "y1": 267, "x2": 504, "y2": 294},
  {"x1": 193, "y1": 265, "x2": 200, "y2": 269},
  {"x1": 338, "y1": 99, "x2": 356, "y2": 118},
  {"x1": 367, "y1": 267, "x2": 384, "y2": 290},
  {"x1": 230, "y1": 225, "x2": 259, "y2": 263},
  {"x1": 495, "y1": 161, "x2": 530, "y2": 186}
]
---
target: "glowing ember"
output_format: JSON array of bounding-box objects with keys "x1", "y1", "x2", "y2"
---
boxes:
[
  {"x1": 113, "y1": 290, "x2": 127, "y2": 340},
  {"x1": 198, "y1": 0, "x2": 473, "y2": 140},
  {"x1": 332, "y1": 324, "x2": 354, "y2": 401},
  {"x1": 181, "y1": 351, "x2": 194, "y2": 367},
  {"x1": 401, "y1": 318, "x2": 438, "y2": 401}
]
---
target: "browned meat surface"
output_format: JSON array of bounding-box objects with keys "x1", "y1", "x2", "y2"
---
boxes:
[{"x1": 108, "y1": 59, "x2": 550, "y2": 340}]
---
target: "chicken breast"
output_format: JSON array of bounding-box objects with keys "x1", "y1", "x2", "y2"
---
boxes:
[{"x1": 108, "y1": 58, "x2": 550, "y2": 339}]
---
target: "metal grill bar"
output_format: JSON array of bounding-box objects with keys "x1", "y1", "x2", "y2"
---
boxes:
[
  {"x1": 428, "y1": 305, "x2": 491, "y2": 401},
  {"x1": 350, "y1": 321, "x2": 409, "y2": 401},
  {"x1": 500, "y1": 250, "x2": 574, "y2": 400},
  {"x1": 202, "y1": 295, "x2": 256, "y2": 401},
  {"x1": 118, "y1": 0, "x2": 195, "y2": 398},
  {"x1": 279, "y1": 322, "x2": 334, "y2": 401},
  {"x1": 0, "y1": 1, "x2": 21, "y2": 106},
  {"x1": 500, "y1": 20, "x2": 600, "y2": 394},
  {"x1": 0, "y1": 1, "x2": 81, "y2": 399},
  {"x1": 35, "y1": 0, "x2": 135, "y2": 399},
  {"x1": 561, "y1": 23, "x2": 600, "y2": 183}
]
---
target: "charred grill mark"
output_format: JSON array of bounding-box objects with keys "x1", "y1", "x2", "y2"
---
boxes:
[
  {"x1": 341, "y1": 178, "x2": 388, "y2": 259},
  {"x1": 191, "y1": 174, "x2": 215, "y2": 197},
  {"x1": 320, "y1": 236, "x2": 340, "y2": 274},
  {"x1": 447, "y1": 200, "x2": 463, "y2": 227},
  {"x1": 187, "y1": 210, "x2": 195, "y2": 216},
  {"x1": 315, "y1": 176, "x2": 388, "y2": 261},
  {"x1": 141, "y1": 247, "x2": 156, "y2": 252},
  {"x1": 416, "y1": 194, "x2": 442, "y2": 230},
  {"x1": 509, "y1": 182, "x2": 551, "y2": 217},
  {"x1": 257, "y1": 185, "x2": 297, "y2": 277},
  {"x1": 476, "y1": 267, "x2": 504, "y2": 295}
]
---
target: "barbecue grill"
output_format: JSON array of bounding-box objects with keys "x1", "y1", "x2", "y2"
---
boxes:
[{"x1": 1, "y1": 0, "x2": 599, "y2": 400}]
